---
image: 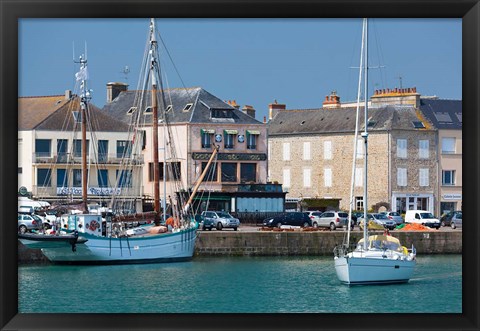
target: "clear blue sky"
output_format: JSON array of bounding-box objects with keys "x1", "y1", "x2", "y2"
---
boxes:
[{"x1": 19, "y1": 18, "x2": 461, "y2": 121}]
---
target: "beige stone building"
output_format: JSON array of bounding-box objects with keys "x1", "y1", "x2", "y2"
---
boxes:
[{"x1": 268, "y1": 89, "x2": 440, "y2": 215}]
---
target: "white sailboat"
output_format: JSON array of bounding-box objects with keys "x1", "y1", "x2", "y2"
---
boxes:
[
  {"x1": 19, "y1": 18, "x2": 218, "y2": 264},
  {"x1": 333, "y1": 18, "x2": 416, "y2": 285}
]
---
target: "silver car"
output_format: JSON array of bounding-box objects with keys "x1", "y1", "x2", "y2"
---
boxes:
[
  {"x1": 201, "y1": 211, "x2": 240, "y2": 231},
  {"x1": 381, "y1": 211, "x2": 404, "y2": 225},
  {"x1": 316, "y1": 211, "x2": 349, "y2": 231},
  {"x1": 18, "y1": 214, "x2": 43, "y2": 234}
]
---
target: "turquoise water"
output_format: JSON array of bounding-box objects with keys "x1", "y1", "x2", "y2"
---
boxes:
[{"x1": 18, "y1": 255, "x2": 461, "y2": 313}]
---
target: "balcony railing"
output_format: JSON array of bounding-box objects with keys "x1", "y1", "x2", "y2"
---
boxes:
[{"x1": 33, "y1": 153, "x2": 144, "y2": 165}]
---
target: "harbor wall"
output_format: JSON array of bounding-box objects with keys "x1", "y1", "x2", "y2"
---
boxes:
[
  {"x1": 18, "y1": 230, "x2": 462, "y2": 263},
  {"x1": 195, "y1": 231, "x2": 462, "y2": 256}
]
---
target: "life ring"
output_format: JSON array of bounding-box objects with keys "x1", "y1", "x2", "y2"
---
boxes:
[{"x1": 89, "y1": 220, "x2": 100, "y2": 231}]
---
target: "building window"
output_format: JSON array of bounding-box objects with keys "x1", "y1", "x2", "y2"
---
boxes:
[
  {"x1": 355, "y1": 196, "x2": 364, "y2": 210},
  {"x1": 72, "y1": 111, "x2": 82, "y2": 123},
  {"x1": 283, "y1": 169, "x2": 291, "y2": 188},
  {"x1": 240, "y1": 163, "x2": 256, "y2": 183},
  {"x1": 397, "y1": 139, "x2": 407, "y2": 158},
  {"x1": 441, "y1": 137, "x2": 456, "y2": 154},
  {"x1": 397, "y1": 168, "x2": 407, "y2": 187},
  {"x1": 57, "y1": 169, "x2": 67, "y2": 188},
  {"x1": 324, "y1": 140, "x2": 332, "y2": 160},
  {"x1": 73, "y1": 139, "x2": 89, "y2": 158},
  {"x1": 356, "y1": 138, "x2": 363, "y2": 159},
  {"x1": 419, "y1": 140, "x2": 429, "y2": 159},
  {"x1": 18, "y1": 167, "x2": 22, "y2": 174},
  {"x1": 355, "y1": 168, "x2": 363, "y2": 187},
  {"x1": 201, "y1": 162, "x2": 218, "y2": 182},
  {"x1": 201, "y1": 130, "x2": 212, "y2": 148},
  {"x1": 283, "y1": 143, "x2": 290, "y2": 161},
  {"x1": 35, "y1": 139, "x2": 51, "y2": 158},
  {"x1": 221, "y1": 163, "x2": 237, "y2": 182},
  {"x1": 419, "y1": 168, "x2": 429, "y2": 187},
  {"x1": 56, "y1": 139, "x2": 68, "y2": 163},
  {"x1": 442, "y1": 170, "x2": 456, "y2": 186},
  {"x1": 268, "y1": 141, "x2": 272, "y2": 161},
  {"x1": 224, "y1": 130, "x2": 237, "y2": 149},
  {"x1": 116, "y1": 170, "x2": 133, "y2": 187},
  {"x1": 324, "y1": 168, "x2": 332, "y2": 187},
  {"x1": 303, "y1": 168, "x2": 311, "y2": 188},
  {"x1": 167, "y1": 162, "x2": 181, "y2": 181},
  {"x1": 37, "y1": 169, "x2": 51, "y2": 187},
  {"x1": 246, "y1": 132, "x2": 258, "y2": 150},
  {"x1": 303, "y1": 142, "x2": 311, "y2": 160},
  {"x1": 73, "y1": 169, "x2": 83, "y2": 187},
  {"x1": 97, "y1": 169, "x2": 108, "y2": 188},
  {"x1": 117, "y1": 140, "x2": 132, "y2": 158},
  {"x1": 98, "y1": 140, "x2": 108, "y2": 163}
]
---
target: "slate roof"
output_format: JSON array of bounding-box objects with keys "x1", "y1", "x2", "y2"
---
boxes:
[
  {"x1": 19, "y1": 95, "x2": 129, "y2": 132},
  {"x1": 419, "y1": 99, "x2": 462, "y2": 130},
  {"x1": 268, "y1": 105, "x2": 431, "y2": 136},
  {"x1": 102, "y1": 87, "x2": 262, "y2": 125}
]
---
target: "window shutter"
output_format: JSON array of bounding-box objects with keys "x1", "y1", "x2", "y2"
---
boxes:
[
  {"x1": 283, "y1": 143, "x2": 290, "y2": 161},
  {"x1": 419, "y1": 140, "x2": 429, "y2": 159},
  {"x1": 397, "y1": 139, "x2": 407, "y2": 158},
  {"x1": 303, "y1": 142, "x2": 311, "y2": 160},
  {"x1": 304, "y1": 168, "x2": 311, "y2": 187},
  {"x1": 419, "y1": 168, "x2": 429, "y2": 187},
  {"x1": 356, "y1": 139, "x2": 364, "y2": 159},
  {"x1": 283, "y1": 169, "x2": 291, "y2": 188},
  {"x1": 324, "y1": 168, "x2": 332, "y2": 187},
  {"x1": 397, "y1": 168, "x2": 407, "y2": 186},
  {"x1": 355, "y1": 168, "x2": 363, "y2": 187},
  {"x1": 324, "y1": 141, "x2": 332, "y2": 160}
]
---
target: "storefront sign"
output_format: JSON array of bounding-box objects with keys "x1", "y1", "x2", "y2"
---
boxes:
[
  {"x1": 192, "y1": 152, "x2": 267, "y2": 161},
  {"x1": 57, "y1": 187, "x2": 122, "y2": 196},
  {"x1": 443, "y1": 194, "x2": 462, "y2": 200}
]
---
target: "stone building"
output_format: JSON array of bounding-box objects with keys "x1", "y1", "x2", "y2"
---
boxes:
[{"x1": 268, "y1": 89, "x2": 439, "y2": 215}]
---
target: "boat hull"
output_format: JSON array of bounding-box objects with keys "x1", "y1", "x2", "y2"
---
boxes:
[
  {"x1": 334, "y1": 255, "x2": 416, "y2": 285},
  {"x1": 20, "y1": 227, "x2": 197, "y2": 265}
]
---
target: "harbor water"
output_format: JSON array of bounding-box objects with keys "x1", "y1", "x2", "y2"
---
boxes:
[{"x1": 18, "y1": 255, "x2": 461, "y2": 313}]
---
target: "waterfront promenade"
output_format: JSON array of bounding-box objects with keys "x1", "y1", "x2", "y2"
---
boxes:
[{"x1": 18, "y1": 226, "x2": 462, "y2": 264}]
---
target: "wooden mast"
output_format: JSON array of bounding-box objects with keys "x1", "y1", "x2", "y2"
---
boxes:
[{"x1": 150, "y1": 19, "x2": 161, "y2": 219}]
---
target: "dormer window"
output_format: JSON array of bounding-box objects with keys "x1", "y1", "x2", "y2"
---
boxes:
[
  {"x1": 144, "y1": 106, "x2": 153, "y2": 114},
  {"x1": 165, "y1": 105, "x2": 172, "y2": 112},
  {"x1": 212, "y1": 109, "x2": 233, "y2": 119},
  {"x1": 183, "y1": 103, "x2": 193, "y2": 112},
  {"x1": 72, "y1": 111, "x2": 82, "y2": 123},
  {"x1": 412, "y1": 121, "x2": 425, "y2": 129},
  {"x1": 127, "y1": 107, "x2": 137, "y2": 115}
]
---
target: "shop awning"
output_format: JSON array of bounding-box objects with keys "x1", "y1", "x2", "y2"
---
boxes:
[
  {"x1": 201, "y1": 129, "x2": 216, "y2": 134},
  {"x1": 246, "y1": 130, "x2": 260, "y2": 135},
  {"x1": 224, "y1": 129, "x2": 238, "y2": 135}
]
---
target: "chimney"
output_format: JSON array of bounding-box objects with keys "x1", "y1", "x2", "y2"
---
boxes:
[
  {"x1": 322, "y1": 91, "x2": 341, "y2": 108},
  {"x1": 106, "y1": 82, "x2": 128, "y2": 103},
  {"x1": 242, "y1": 105, "x2": 256, "y2": 119},
  {"x1": 268, "y1": 100, "x2": 286, "y2": 120},
  {"x1": 65, "y1": 90, "x2": 72, "y2": 100},
  {"x1": 263, "y1": 116, "x2": 267, "y2": 123},
  {"x1": 226, "y1": 100, "x2": 240, "y2": 109}
]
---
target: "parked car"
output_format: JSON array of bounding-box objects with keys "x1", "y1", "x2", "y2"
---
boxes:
[
  {"x1": 440, "y1": 211, "x2": 462, "y2": 229},
  {"x1": 404, "y1": 210, "x2": 441, "y2": 229},
  {"x1": 18, "y1": 214, "x2": 43, "y2": 234},
  {"x1": 358, "y1": 213, "x2": 396, "y2": 230},
  {"x1": 195, "y1": 214, "x2": 214, "y2": 231},
  {"x1": 263, "y1": 212, "x2": 312, "y2": 228},
  {"x1": 381, "y1": 211, "x2": 404, "y2": 225},
  {"x1": 313, "y1": 211, "x2": 349, "y2": 231},
  {"x1": 303, "y1": 211, "x2": 323, "y2": 228},
  {"x1": 201, "y1": 211, "x2": 240, "y2": 231}
]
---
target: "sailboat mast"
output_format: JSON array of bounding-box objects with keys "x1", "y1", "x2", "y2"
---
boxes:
[
  {"x1": 362, "y1": 18, "x2": 369, "y2": 250},
  {"x1": 150, "y1": 18, "x2": 161, "y2": 218},
  {"x1": 77, "y1": 54, "x2": 89, "y2": 213}
]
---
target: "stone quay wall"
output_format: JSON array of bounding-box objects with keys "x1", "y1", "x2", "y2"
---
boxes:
[{"x1": 18, "y1": 230, "x2": 462, "y2": 264}]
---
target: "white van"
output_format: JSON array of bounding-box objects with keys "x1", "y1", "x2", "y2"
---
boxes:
[{"x1": 404, "y1": 210, "x2": 440, "y2": 229}]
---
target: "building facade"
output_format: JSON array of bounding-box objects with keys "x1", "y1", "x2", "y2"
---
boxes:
[
  {"x1": 268, "y1": 89, "x2": 440, "y2": 215},
  {"x1": 18, "y1": 92, "x2": 142, "y2": 208}
]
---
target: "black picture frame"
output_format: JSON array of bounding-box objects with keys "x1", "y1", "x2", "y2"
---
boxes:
[{"x1": 1, "y1": 0, "x2": 479, "y2": 330}]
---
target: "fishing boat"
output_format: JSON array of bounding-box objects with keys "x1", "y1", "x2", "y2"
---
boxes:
[
  {"x1": 19, "y1": 18, "x2": 218, "y2": 264},
  {"x1": 333, "y1": 19, "x2": 416, "y2": 285}
]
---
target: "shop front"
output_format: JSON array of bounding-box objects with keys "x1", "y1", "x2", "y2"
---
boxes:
[
  {"x1": 440, "y1": 193, "x2": 462, "y2": 215},
  {"x1": 392, "y1": 193, "x2": 435, "y2": 215}
]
